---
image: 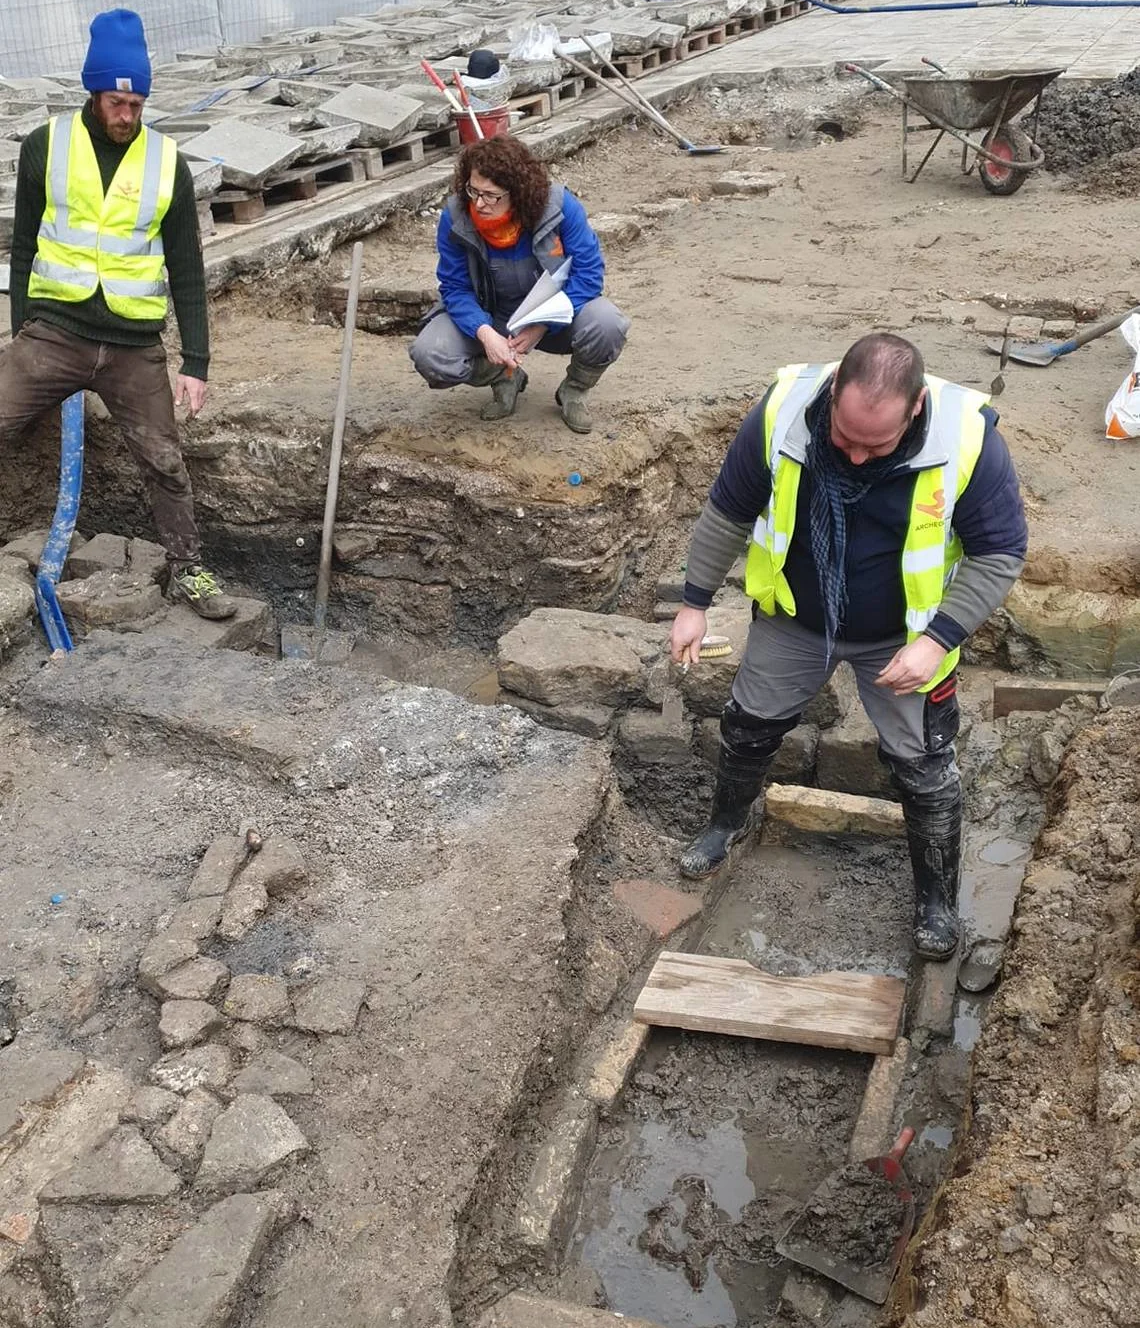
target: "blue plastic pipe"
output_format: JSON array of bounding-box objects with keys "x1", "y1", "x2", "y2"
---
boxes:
[{"x1": 34, "y1": 392, "x2": 85, "y2": 654}]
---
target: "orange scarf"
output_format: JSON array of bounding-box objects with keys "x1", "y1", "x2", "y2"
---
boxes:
[{"x1": 469, "y1": 203, "x2": 523, "y2": 249}]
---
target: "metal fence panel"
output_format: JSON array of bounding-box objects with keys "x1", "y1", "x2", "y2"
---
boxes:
[{"x1": 1, "y1": 1, "x2": 416, "y2": 80}]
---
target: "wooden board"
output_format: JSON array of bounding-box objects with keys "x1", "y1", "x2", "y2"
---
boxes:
[{"x1": 633, "y1": 951, "x2": 904, "y2": 1055}]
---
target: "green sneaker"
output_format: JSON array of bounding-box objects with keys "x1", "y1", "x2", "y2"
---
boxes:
[{"x1": 169, "y1": 564, "x2": 238, "y2": 620}]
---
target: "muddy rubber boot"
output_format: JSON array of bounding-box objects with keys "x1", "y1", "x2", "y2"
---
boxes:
[
  {"x1": 480, "y1": 367, "x2": 528, "y2": 421},
  {"x1": 678, "y1": 701, "x2": 794, "y2": 879},
  {"x1": 904, "y1": 789, "x2": 963, "y2": 961},
  {"x1": 555, "y1": 354, "x2": 606, "y2": 434}
]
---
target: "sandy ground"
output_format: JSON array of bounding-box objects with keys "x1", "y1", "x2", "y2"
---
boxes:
[{"x1": 188, "y1": 83, "x2": 1140, "y2": 598}]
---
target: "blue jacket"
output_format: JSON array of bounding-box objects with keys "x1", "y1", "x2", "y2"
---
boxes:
[
  {"x1": 435, "y1": 185, "x2": 604, "y2": 338},
  {"x1": 690, "y1": 385, "x2": 1028, "y2": 648}
]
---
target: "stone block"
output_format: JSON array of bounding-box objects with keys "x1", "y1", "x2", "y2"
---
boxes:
[
  {"x1": 1005, "y1": 581, "x2": 1140, "y2": 674},
  {"x1": 613, "y1": 879, "x2": 702, "y2": 939},
  {"x1": 153, "y1": 1088, "x2": 222, "y2": 1169},
  {"x1": 316, "y1": 85, "x2": 421, "y2": 147},
  {"x1": 163, "y1": 896, "x2": 223, "y2": 944},
  {"x1": 188, "y1": 835, "x2": 246, "y2": 899},
  {"x1": 232, "y1": 1050, "x2": 314, "y2": 1097},
  {"x1": 120, "y1": 1086, "x2": 180, "y2": 1129},
  {"x1": 332, "y1": 529, "x2": 378, "y2": 563},
  {"x1": 241, "y1": 836, "x2": 308, "y2": 899},
  {"x1": 804, "y1": 663, "x2": 856, "y2": 728},
  {"x1": 126, "y1": 539, "x2": 166, "y2": 584},
  {"x1": 1041, "y1": 319, "x2": 1076, "y2": 338},
  {"x1": 506, "y1": 696, "x2": 614, "y2": 739},
  {"x1": 618, "y1": 706, "x2": 692, "y2": 765},
  {"x1": 0, "y1": 528, "x2": 84, "y2": 569},
  {"x1": 815, "y1": 702, "x2": 892, "y2": 798},
  {"x1": 290, "y1": 977, "x2": 366, "y2": 1034},
  {"x1": 584, "y1": 15, "x2": 685, "y2": 53},
  {"x1": 390, "y1": 83, "x2": 453, "y2": 131},
  {"x1": 159, "y1": 1000, "x2": 228, "y2": 1050},
  {"x1": 1005, "y1": 315, "x2": 1044, "y2": 340},
  {"x1": 765, "y1": 783, "x2": 905, "y2": 837},
  {"x1": 149, "y1": 1044, "x2": 234, "y2": 1096},
  {"x1": 105, "y1": 1192, "x2": 291, "y2": 1328},
  {"x1": 909, "y1": 953, "x2": 960, "y2": 1038},
  {"x1": 634, "y1": 199, "x2": 690, "y2": 219},
  {"x1": 770, "y1": 723, "x2": 819, "y2": 784},
  {"x1": 223, "y1": 974, "x2": 291, "y2": 1025},
  {"x1": 712, "y1": 170, "x2": 786, "y2": 197},
  {"x1": 150, "y1": 957, "x2": 230, "y2": 1004},
  {"x1": 585, "y1": 1022, "x2": 650, "y2": 1110},
  {"x1": 187, "y1": 158, "x2": 223, "y2": 198},
  {"x1": 497, "y1": 607, "x2": 663, "y2": 708},
  {"x1": 56, "y1": 570, "x2": 164, "y2": 630},
  {"x1": 41, "y1": 1126, "x2": 181, "y2": 1203},
  {"x1": 651, "y1": 0, "x2": 736, "y2": 29},
  {"x1": 181, "y1": 120, "x2": 304, "y2": 190},
  {"x1": 581, "y1": 939, "x2": 627, "y2": 1014},
  {"x1": 479, "y1": 1293, "x2": 666, "y2": 1328},
  {"x1": 195, "y1": 1094, "x2": 308, "y2": 1193},
  {"x1": 588, "y1": 213, "x2": 642, "y2": 247},
  {"x1": 155, "y1": 595, "x2": 273, "y2": 653},
  {"x1": 218, "y1": 874, "x2": 268, "y2": 942},
  {"x1": 65, "y1": 532, "x2": 127, "y2": 578},
  {"x1": 515, "y1": 1102, "x2": 598, "y2": 1255},
  {"x1": 137, "y1": 935, "x2": 201, "y2": 997},
  {"x1": 848, "y1": 1037, "x2": 910, "y2": 1163},
  {"x1": 0, "y1": 1044, "x2": 85, "y2": 1142}
]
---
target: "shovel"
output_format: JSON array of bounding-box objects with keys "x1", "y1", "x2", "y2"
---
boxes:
[
  {"x1": 282, "y1": 240, "x2": 364, "y2": 665},
  {"x1": 983, "y1": 307, "x2": 1136, "y2": 367},
  {"x1": 776, "y1": 1126, "x2": 916, "y2": 1304},
  {"x1": 556, "y1": 39, "x2": 724, "y2": 156}
]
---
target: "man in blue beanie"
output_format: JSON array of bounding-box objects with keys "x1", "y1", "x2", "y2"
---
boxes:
[{"x1": 0, "y1": 8, "x2": 236, "y2": 619}]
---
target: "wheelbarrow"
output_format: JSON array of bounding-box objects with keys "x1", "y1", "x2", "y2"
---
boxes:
[{"x1": 847, "y1": 59, "x2": 1065, "y2": 195}]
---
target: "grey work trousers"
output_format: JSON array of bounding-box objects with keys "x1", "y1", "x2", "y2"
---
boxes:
[
  {"x1": 731, "y1": 610, "x2": 956, "y2": 764},
  {"x1": 0, "y1": 319, "x2": 201, "y2": 565},
  {"x1": 409, "y1": 297, "x2": 630, "y2": 389}
]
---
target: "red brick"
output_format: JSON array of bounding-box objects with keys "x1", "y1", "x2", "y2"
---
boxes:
[{"x1": 613, "y1": 879, "x2": 703, "y2": 940}]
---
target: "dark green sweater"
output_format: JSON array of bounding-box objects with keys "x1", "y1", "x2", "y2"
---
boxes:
[{"x1": 11, "y1": 102, "x2": 210, "y2": 380}]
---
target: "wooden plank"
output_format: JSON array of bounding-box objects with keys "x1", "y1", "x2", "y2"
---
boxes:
[
  {"x1": 992, "y1": 677, "x2": 1105, "y2": 719},
  {"x1": 633, "y1": 951, "x2": 904, "y2": 1055}
]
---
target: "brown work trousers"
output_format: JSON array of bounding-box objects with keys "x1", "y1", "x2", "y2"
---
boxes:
[{"x1": 0, "y1": 319, "x2": 200, "y2": 565}]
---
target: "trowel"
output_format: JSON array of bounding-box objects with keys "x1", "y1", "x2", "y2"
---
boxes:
[{"x1": 776, "y1": 1127, "x2": 916, "y2": 1304}]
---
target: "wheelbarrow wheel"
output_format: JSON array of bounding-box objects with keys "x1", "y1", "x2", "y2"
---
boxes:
[{"x1": 979, "y1": 123, "x2": 1033, "y2": 196}]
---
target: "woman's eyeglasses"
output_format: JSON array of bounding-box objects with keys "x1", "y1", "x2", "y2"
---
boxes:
[{"x1": 466, "y1": 184, "x2": 507, "y2": 205}]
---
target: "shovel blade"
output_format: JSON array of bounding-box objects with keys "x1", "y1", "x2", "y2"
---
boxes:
[
  {"x1": 983, "y1": 337, "x2": 1059, "y2": 367},
  {"x1": 684, "y1": 143, "x2": 724, "y2": 154}
]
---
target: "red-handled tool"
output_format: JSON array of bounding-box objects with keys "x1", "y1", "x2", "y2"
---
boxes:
[
  {"x1": 776, "y1": 1126, "x2": 917, "y2": 1304},
  {"x1": 451, "y1": 70, "x2": 484, "y2": 141},
  {"x1": 420, "y1": 58, "x2": 466, "y2": 119}
]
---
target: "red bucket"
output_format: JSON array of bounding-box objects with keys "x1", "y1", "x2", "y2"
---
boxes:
[{"x1": 454, "y1": 106, "x2": 511, "y2": 145}]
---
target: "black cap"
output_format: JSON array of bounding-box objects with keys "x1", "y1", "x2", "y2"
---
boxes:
[{"x1": 467, "y1": 48, "x2": 500, "y2": 79}]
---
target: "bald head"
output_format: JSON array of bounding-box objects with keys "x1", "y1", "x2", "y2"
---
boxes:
[{"x1": 829, "y1": 335, "x2": 927, "y2": 466}]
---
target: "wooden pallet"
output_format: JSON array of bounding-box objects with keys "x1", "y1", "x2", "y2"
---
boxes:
[
  {"x1": 606, "y1": 45, "x2": 681, "y2": 79},
  {"x1": 508, "y1": 90, "x2": 553, "y2": 123},
  {"x1": 209, "y1": 153, "x2": 366, "y2": 225},
  {"x1": 552, "y1": 73, "x2": 601, "y2": 109}
]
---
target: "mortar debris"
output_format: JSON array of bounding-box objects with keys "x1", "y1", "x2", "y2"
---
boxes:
[{"x1": 789, "y1": 1164, "x2": 905, "y2": 1270}]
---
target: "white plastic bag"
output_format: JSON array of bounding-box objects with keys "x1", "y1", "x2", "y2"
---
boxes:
[{"x1": 1106, "y1": 313, "x2": 1140, "y2": 439}]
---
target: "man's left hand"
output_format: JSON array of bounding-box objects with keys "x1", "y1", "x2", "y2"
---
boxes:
[
  {"x1": 175, "y1": 375, "x2": 207, "y2": 419},
  {"x1": 508, "y1": 325, "x2": 547, "y2": 357},
  {"x1": 875, "y1": 636, "x2": 948, "y2": 695}
]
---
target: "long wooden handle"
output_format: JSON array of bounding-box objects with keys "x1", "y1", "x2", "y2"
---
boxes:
[
  {"x1": 579, "y1": 34, "x2": 684, "y2": 138},
  {"x1": 556, "y1": 46, "x2": 691, "y2": 150}
]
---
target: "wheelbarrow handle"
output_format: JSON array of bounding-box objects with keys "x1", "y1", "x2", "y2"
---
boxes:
[
  {"x1": 888, "y1": 1126, "x2": 916, "y2": 1163},
  {"x1": 921, "y1": 56, "x2": 948, "y2": 75},
  {"x1": 844, "y1": 63, "x2": 907, "y2": 103}
]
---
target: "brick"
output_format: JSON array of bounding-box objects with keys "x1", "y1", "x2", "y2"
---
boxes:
[{"x1": 613, "y1": 878, "x2": 703, "y2": 939}]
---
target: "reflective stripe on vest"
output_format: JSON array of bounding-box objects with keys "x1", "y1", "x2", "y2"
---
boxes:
[
  {"x1": 743, "y1": 363, "x2": 988, "y2": 692},
  {"x1": 29, "y1": 113, "x2": 176, "y2": 319}
]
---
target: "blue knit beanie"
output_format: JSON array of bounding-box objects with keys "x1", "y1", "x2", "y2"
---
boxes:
[{"x1": 82, "y1": 9, "x2": 152, "y2": 98}]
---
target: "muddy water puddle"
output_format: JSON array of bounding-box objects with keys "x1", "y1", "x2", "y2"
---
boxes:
[
  {"x1": 572, "y1": 1031, "x2": 869, "y2": 1326},
  {"x1": 571, "y1": 836, "x2": 910, "y2": 1325}
]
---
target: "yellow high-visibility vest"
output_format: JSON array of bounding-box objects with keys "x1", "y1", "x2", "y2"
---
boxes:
[
  {"x1": 743, "y1": 362, "x2": 988, "y2": 692},
  {"x1": 29, "y1": 112, "x2": 177, "y2": 320}
]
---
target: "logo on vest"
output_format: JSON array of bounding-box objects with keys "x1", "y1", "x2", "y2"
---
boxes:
[
  {"x1": 915, "y1": 488, "x2": 945, "y2": 521},
  {"x1": 113, "y1": 179, "x2": 140, "y2": 202}
]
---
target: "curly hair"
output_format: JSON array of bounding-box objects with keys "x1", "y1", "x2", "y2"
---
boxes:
[{"x1": 452, "y1": 137, "x2": 551, "y2": 234}]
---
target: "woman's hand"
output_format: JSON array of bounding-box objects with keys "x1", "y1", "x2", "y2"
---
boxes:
[
  {"x1": 476, "y1": 325, "x2": 519, "y2": 369},
  {"x1": 509, "y1": 324, "x2": 547, "y2": 357}
]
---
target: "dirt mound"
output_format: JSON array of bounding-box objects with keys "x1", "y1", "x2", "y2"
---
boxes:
[{"x1": 1037, "y1": 69, "x2": 1140, "y2": 178}]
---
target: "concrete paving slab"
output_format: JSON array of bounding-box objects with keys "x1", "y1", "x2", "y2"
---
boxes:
[
  {"x1": 181, "y1": 121, "x2": 306, "y2": 191},
  {"x1": 316, "y1": 85, "x2": 423, "y2": 147}
]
